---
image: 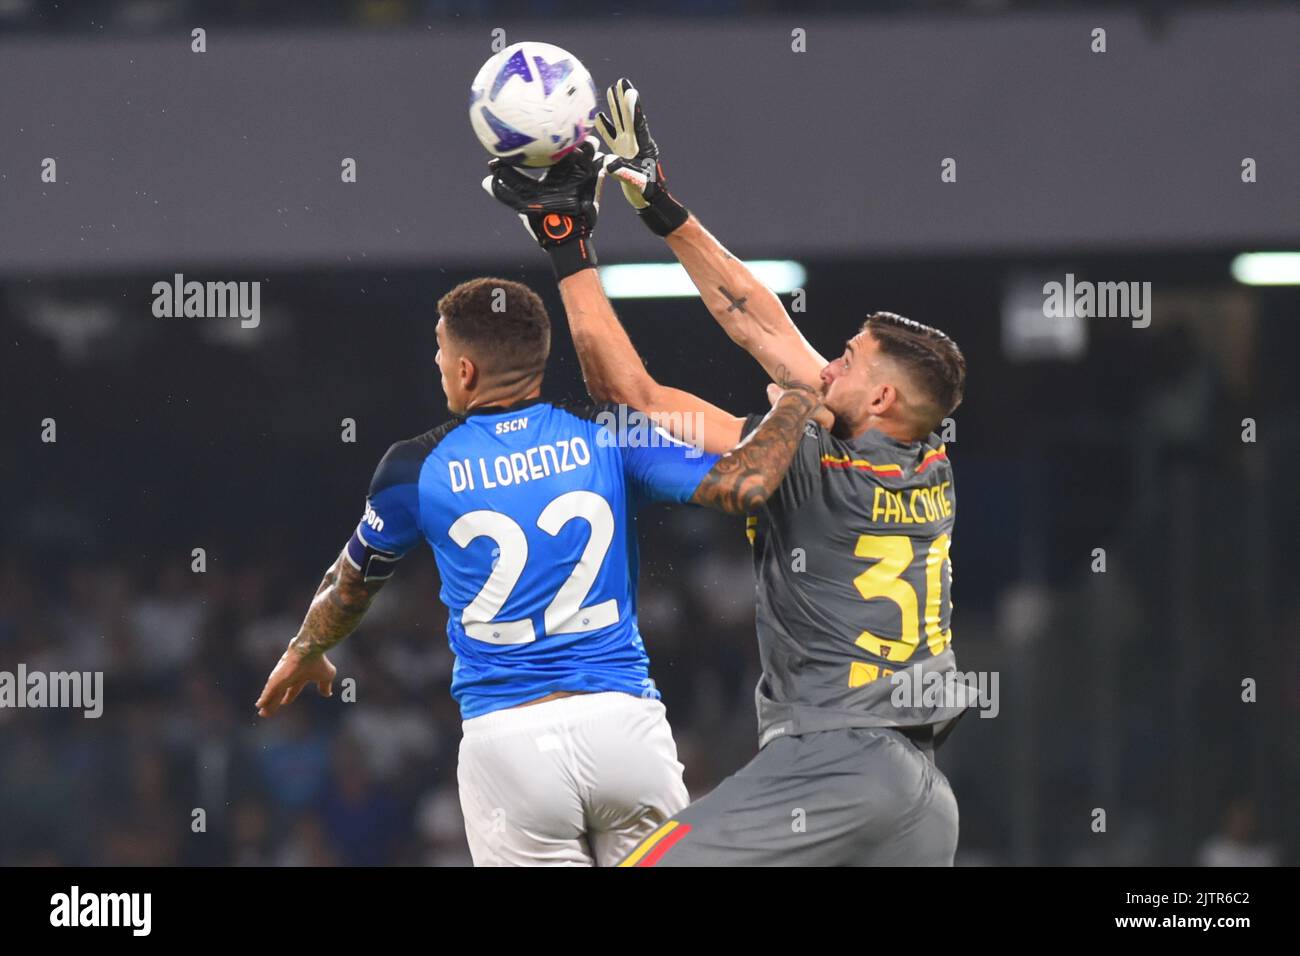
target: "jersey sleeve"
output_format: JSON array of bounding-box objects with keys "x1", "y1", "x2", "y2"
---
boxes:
[
  {"x1": 345, "y1": 440, "x2": 426, "y2": 580},
  {"x1": 604, "y1": 406, "x2": 720, "y2": 505}
]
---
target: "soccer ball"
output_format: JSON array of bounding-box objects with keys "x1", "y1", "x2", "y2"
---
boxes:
[{"x1": 469, "y1": 41, "x2": 598, "y2": 168}]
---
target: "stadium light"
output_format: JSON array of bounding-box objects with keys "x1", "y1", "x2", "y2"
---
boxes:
[
  {"x1": 1230, "y1": 252, "x2": 1300, "y2": 286},
  {"x1": 598, "y1": 261, "x2": 807, "y2": 299}
]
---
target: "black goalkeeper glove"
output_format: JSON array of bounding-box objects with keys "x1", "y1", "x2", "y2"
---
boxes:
[
  {"x1": 481, "y1": 137, "x2": 606, "y2": 280},
  {"x1": 595, "y1": 78, "x2": 690, "y2": 238}
]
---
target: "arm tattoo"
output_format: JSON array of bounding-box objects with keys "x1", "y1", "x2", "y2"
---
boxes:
[
  {"x1": 288, "y1": 552, "x2": 387, "y2": 657},
  {"x1": 691, "y1": 387, "x2": 821, "y2": 515},
  {"x1": 717, "y1": 285, "x2": 749, "y2": 315}
]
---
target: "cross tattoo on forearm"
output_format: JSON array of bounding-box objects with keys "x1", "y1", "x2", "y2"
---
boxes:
[{"x1": 718, "y1": 285, "x2": 748, "y2": 314}]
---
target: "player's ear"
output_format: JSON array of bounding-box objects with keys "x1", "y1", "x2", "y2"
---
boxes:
[
  {"x1": 458, "y1": 354, "x2": 478, "y2": 392},
  {"x1": 870, "y1": 382, "x2": 896, "y2": 416}
]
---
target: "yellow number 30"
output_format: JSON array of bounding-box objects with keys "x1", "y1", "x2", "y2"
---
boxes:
[{"x1": 849, "y1": 533, "x2": 953, "y2": 687}]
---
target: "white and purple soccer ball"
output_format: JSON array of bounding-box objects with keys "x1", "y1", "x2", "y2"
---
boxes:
[{"x1": 469, "y1": 41, "x2": 598, "y2": 168}]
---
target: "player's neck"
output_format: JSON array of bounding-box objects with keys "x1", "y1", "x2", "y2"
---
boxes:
[
  {"x1": 464, "y1": 384, "x2": 542, "y2": 414},
  {"x1": 836, "y1": 414, "x2": 916, "y2": 444}
]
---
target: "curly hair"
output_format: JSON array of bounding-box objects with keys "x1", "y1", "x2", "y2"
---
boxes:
[{"x1": 437, "y1": 277, "x2": 551, "y2": 382}]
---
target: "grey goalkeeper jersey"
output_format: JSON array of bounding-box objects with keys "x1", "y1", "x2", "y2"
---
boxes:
[{"x1": 741, "y1": 415, "x2": 975, "y2": 747}]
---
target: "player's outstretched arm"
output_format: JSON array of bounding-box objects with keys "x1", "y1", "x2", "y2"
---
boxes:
[
  {"x1": 255, "y1": 547, "x2": 386, "y2": 718},
  {"x1": 665, "y1": 215, "x2": 829, "y2": 392},
  {"x1": 482, "y1": 141, "x2": 748, "y2": 455},
  {"x1": 596, "y1": 78, "x2": 831, "y2": 405},
  {"x1": 558, "y1": 268, "x2": 747, "y2": 454},
  {"x1": 689, "y1": 385, "x2": 823, "y2": 514}
]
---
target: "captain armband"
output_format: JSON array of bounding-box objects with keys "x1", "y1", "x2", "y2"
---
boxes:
[{"x1": 345, "y1": 527, "x2": 404, "y2": 582}]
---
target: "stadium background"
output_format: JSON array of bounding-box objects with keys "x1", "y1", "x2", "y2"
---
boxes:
[{"x1": 1, "y1": 0, "x2": 1297, "y2": 866}]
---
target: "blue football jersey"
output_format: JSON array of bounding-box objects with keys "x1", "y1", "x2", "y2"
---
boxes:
[{"x1": 349, "y1": 400, "x2": 720, "y2": 719}]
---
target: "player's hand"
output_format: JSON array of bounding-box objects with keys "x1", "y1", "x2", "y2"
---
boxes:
[
  {"x1": 767, "y1": 381, "x2": 824, "y2": 413},
  {"x1": 767, "y1": 382, "x2": 834, "y2": 429},
  {"x1": 482, "y1": 136, "x2": 606, "y2": 279},
  {"x1": 255, "y1": 644, "x2": 337, "y2": 718},
  {"x1": 595, "y1": 78, "x2": 689, "y2": 237}
]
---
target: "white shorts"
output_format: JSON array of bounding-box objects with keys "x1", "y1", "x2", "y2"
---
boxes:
[{"x1": 457, "y1": 691, "x2": 689, "y2": 866}]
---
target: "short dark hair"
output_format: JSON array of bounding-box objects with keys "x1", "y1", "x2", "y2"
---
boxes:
[
  {"x1": 437, "y1": 277, "x2": 551, "y2": 384},
  {"x1": 864, "y1": 311, "x2": 966, "y2": 436}
]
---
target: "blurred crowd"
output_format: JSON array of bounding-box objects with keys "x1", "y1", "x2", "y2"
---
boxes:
[
  {"x1": 0, "y1": 504, "x2": 1288, "y2": 866},
  {"x1": 0, "y1": 505, "x2": 777, "y2": 866}
]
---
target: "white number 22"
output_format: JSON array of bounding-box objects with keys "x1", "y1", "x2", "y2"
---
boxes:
[{"x1": 447, "y1": 490, "x2": 620, "y2": 645}]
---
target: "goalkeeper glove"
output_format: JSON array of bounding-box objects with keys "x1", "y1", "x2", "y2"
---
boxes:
[
  {"x1": 595, "y1": 78, "x2": 690, "y2": 237},
  {"x1": 481, "y1": 137, "x2": 606, "y2": 279}
]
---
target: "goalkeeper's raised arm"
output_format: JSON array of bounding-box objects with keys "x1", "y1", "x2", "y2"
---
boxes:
[
  {"x1": 596, "y1": 78, "x2": 831, "y2": 407},
  {"x1": 480, "y1": 138, "x2": 826, "y2": 512}
]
